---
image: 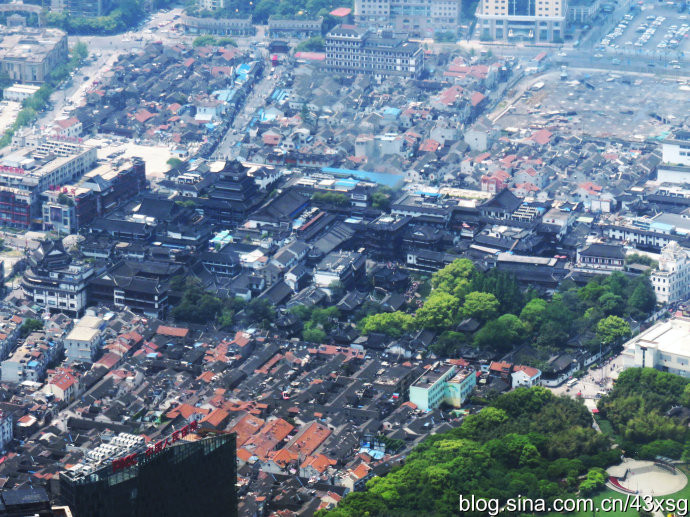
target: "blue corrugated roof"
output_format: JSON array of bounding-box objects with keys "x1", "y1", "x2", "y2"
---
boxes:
[{"x1": 321, "y1": 167, "x2": 403, "y2": 188}]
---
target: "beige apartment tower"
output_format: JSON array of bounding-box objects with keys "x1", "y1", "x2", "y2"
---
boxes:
[{"x1": 476, "y1": 0, "x2": 566, "y2": 43}]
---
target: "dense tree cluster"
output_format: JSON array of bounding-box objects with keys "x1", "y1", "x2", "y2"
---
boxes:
[
  {"x1": 597, "y1": 368, "x2": 690, "y2": 459},
  {"x1": 311, "y1": 192, "x2": 350, "y2": 207},
  {"x1": 169, "y1": 277, "x2": 275, "y2": 329},
  {"x1": 359, "y1": 311, "x2": 414, "y2": 338},
  {"x1": 47, "y1": 0, "x2": 145, "y2": 34},
  {"x1": 19, "y1": 318, "x2": 44, "y2": 338},
  {"x1": 192, "y1": 35, "x2": 237, "y2": 47},
  {"x1": 384, "y1": 260, "x2": 656, "y2": 358},
  {"x1": 320, "y1": 387, "x2": 619, "y2": 516},
  {"x1": 187, "y1": 0, "x2": 351, "y2": 27},
  {"x1": 295, "y1": 36, "x2": 325, "y2": 52},
  {"x1": 290, "y1": 305, "x2": 340, "y2": 342}
]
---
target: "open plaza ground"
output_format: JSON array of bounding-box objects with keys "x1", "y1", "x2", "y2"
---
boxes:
[
  {"x1": 496, "y1": 70, "x2": 690, "y2": 139},
  {"x1": 85, "y1": 137, "x2": 175, "y2": 181}
]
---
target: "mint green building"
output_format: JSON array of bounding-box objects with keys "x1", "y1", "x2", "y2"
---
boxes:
[{"x1": 409, "y1": 362, "x2": 476, "y2": 412}]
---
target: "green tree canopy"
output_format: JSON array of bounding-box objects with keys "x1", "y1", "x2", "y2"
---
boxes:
[
  {"x1": 359, "y1": 311, "x2": 415, "y2": 338},
  {"x1": 595, "y1": 315, "x2": 631, "y2": 345},
  {"x1": 415, "y1": 291, "x2": 461, "y2": 330},
  {"x1": 462, "y1": 291, "x2": 499, "y2": 322},
  {"x1": 431, "y1": 258, "x2": 476, "y2": 298},
  {"x1": 474, "y1": 314, "x2": 526, "y2": 351},
  {"x1": 519, "y1": 297, "x2": 547, "y2": 331}
]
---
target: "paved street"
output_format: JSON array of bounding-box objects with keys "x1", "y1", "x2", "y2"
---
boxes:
[
  {"x1": 213, "y1": 60, "x2": 281, "y2": 160},
  {"x1": 551, "y1": 355, "x2": 626, "y2": 401}
]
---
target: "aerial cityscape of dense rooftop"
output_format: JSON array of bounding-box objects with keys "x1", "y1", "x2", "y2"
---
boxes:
[{"x1": 0, "y1": 0, "x2": 686, "y2": 515}]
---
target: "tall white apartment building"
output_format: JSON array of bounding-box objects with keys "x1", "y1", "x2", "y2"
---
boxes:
[{"x1": 651, "y1": 242, "x2": 690, "y2": 304}]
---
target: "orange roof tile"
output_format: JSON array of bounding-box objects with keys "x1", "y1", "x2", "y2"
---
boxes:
[
  {"x1": 351, "y1": 463, "x2": 371, "y2": 480},
  {"x1": 270, "y1": 448, "x2": 299, "y2": 467},
  {"x1": 286, "y1": 422, "x2": 331, "y2": 457},
  {"x1": 165, "y1": 403, "x2": 210, "y2": 421},
  {"x1": 197, "y1": 371, "x2": 214, "y2": 383},
  {"x1": 301, "y1": 453, "x2": 337, "y2": 473},
  {"x1": 229, "y1": 413, "x2": 265, "y2": 446},
  {"x1": 237, "y1": 448, "x2": 253, "y2": 462},
  {"x1": 156, "y1": 325, "x2": 189, "y2": 338},
  {"x1": 200, "y1": 408, "x2": 230, "y2": 428}
]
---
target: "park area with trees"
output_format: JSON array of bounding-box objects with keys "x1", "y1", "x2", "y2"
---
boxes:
[
  {"x1": 319, "y1": 387, "x2": 620, "y2": 516},
  {"x1": 359, "y1": 258, "x2": 654, "y2": 360}
]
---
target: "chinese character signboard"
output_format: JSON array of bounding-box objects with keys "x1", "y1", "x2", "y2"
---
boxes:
[{"x1": 112, "y1": 420, "x2": 199, "y2": 472}]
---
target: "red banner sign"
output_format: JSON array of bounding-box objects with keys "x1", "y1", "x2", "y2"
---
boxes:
[{"x1": 112, "y1": 420, "x2": 199, "y2": 472}]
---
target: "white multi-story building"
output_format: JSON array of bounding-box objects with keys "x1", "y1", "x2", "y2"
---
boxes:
[
  {"x1": 325, "y1": 25, "x2": 424, "y2": 80},
  {"x1": 63, "y1": 316, "x2": 103, "y2": 363},
  {"x1": 651, "y1": 242, "x2": 690, "y2": 304},
  {"x1": 476, "y1": 0, "x2": 566, "y2": 43},
  {"x1": 621, "y1": 317, "x2": 690, "y2": 377},
  {"x1": 657, "y1": 131, "x2": 690, "y2": 184}
]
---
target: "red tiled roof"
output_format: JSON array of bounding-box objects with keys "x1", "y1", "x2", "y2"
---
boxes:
[
  {"x1": 579, "y1": 181, "x2": 602, "y2": 195},
  {"x1": 351, "y1": 463, "x2": 370, "y2": 480},
  {"x1": 165, "y1": 403, "x2": 210, "y2": 420},
  {"x1": 419, "y1": 139, "x2": 440, "y2": 153},
  {"x1": 514, "y1": 365, "x2": 540, "y2": 378},
  {"x1": 56, "y1": 117, "x2": 79, "y2": 129},
  {"x1": 50, "y1": 371, "x2": 78, "y2": 392},
  {"x1": 294, "y1": 51, "x2": 326, "y2": 61},
  {"x1": 237, "y1": 448, "x2": 253, "y2": 462},
  {"x1": 438, "y1": 85, "x2": 463, "y2": 106},
  {"x1": 470, "y1": 91, "x2": 486, "y2": 107},
  {"x1": 270, "y1": 448, "x2": 299, "y2": 467},
  {"x1": 134, "y1": 109, "x2": 155, "y2": 124},
  {"x1": 489, "y1": 361, "x2": 512, "y2": 373},
  {"x1": 330, "y1": 7, "x2": 352, "y2": 16},
  {"x1": 200, "y1": 408, "x2": 230, "y2": 428},
  {"x1": 286, "y1": 421, "x2": 331, "y2": 457},
  {"x1": 531, "y1": 129, "x2": 553, "y2": 145},
  {"x1": 96, "y1": 352, "x2": 120, "y2": 370},
  {"x1": 197, "y1": 371, "x2": 214, "y2": 383},
  {"x1": 232, "y1": 331, "x2": 251, "y2": 347},
  {"x1": 301, "y1": 453, "x2": 337, "y2": 473},
  {"x1": 229, "y1": 413, "x2": 265, "y2": 446},
  {"x1": 156, "y1": 325, "x2": 189, "y2": 338},
  {"x1": 243, "y1": 418, "x2": 294, "y2": 460}
]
